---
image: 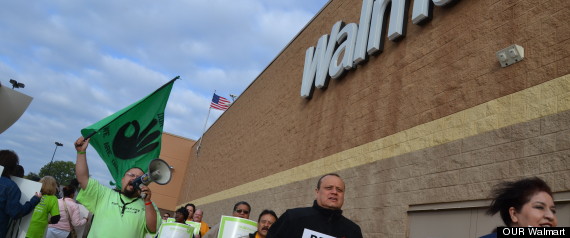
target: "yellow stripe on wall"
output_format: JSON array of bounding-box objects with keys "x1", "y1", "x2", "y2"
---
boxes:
[{"x1": 182, "y1": 74, "x2": 570, "y2": 207}]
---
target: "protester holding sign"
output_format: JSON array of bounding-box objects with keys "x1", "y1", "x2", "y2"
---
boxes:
[
  {"x1": 266, "y1": 173, "x2": 363, "y2": 238},
  {"x1": 163, "y1": 213, "x2": 171, "y2": 222},
  {"x1": 193, "y1": 209, "x2": 209, "y2": 237},
  {"x1": 240, "y1": 210, "x2": 277, "y2": 238},
  {"x1": 0, "y1": 150, "x2": 41, "y2": 238},
  {"x1": 203, "y1": 201, "x2": 252, "y2": 238},
  {"x1": 175, "y1": 207, "x2": 189, "y2": 224},
  {"x1": 74, "y1": 136, "x2": 161, "y2": 237}
]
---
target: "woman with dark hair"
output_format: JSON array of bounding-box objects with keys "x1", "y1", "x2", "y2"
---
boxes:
[
  {"x1": 480, "y1": 177, "x2": 557, "y2": 238},
  {"x1": 0, "y1": 150, "x2": 41, "y2": 237},
  {"x1": 175, "y1": 207, "x2": 189, "y2": 224},
  {"x1": 46, "y1": 185, "x2": 88, "y2": 238},
  {"x1": 26, "y1": 176, "x2": 61, "y2": 238},
  {"x1": 12, "y1": 165, "x2": 24, "y2": 178}
]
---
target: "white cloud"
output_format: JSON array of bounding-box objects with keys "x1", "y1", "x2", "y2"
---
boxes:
[{"x1": 0, "y1": 0, "x2": 328, "y2": 186}]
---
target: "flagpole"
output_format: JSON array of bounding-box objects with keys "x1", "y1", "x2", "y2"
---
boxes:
[{"x1": 196, "y1": 91, "x2": 214, "y2": 156}]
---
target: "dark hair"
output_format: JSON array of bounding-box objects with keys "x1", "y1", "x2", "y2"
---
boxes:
[
  {"x1": 233, "y1": 201, "x2": 251, "y2": 212},
  {"x1": 185, "y1": 203, "x2": 196, "y2": 212},
  {"x1": 487, "y1": 177, "x2": 553, "y2": 226},
  {"x1": 63, "y1": 185, "x2": 77, "y2": 198},
  {"x1": 12, "y1": 165, "x2": 24, "y2": 178},
  {"x1": 316, "y1": 173, "x2": 341, "y2": 189},
  {"x1": 176, "y1": 207, "x2": 189, "y2": 221},
  {"x1": 257, "y1": 209, "x2": 278, "y2": 222},
  {"x1": 0, "y1": 150, "x2": 19, "y2": 177},
  {"x1": 69, "y1": 178, "x2": 79, "y2": 189}
]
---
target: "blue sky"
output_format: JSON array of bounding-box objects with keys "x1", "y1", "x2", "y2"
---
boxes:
[{"x1": 0, "y1": 0, "x2": 329, "y2": 184}]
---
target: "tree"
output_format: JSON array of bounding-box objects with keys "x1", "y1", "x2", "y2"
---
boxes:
[
  {"x1": 24, "y1": 172, "x2": 41, "y2": 181},
  {"x1": 39, "y1": 160, "x2": 75, "y2": 185}
]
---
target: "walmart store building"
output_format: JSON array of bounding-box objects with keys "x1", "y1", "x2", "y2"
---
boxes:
[{"x1": 155, "y1": 0, "x2": 570, "y2": 237}]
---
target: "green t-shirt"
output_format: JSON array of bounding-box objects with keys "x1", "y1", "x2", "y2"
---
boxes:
[
  {"x1": 77, "y1": 178, "x2": 161, "y2": 238},
  {"x1": 26, "y1": 194, "x2": 60, "y2": 238}
]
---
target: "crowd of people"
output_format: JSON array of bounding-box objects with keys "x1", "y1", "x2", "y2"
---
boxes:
[
  {"x1": 0, "y1": 149, "x2": 90, "y2": 238},
  {"x1": 0, "y1": 136, "x2": 563, "y2": 238}
]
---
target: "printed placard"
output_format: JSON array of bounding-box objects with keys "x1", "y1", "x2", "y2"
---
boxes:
[
  {"x1": 217, "y1": 215, "x2": 257, "y2": 238},
  {"x1": 185, "y1": 220, "x2": 202, "y2": 237},
  {"x1": 301, "y1": 228, "x2": 336, "y2": 238},
  {"x1": 158, "y1": 222, "x2": 194, "y2": 238}
]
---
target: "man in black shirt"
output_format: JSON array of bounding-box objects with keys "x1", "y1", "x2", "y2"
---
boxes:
[{"x1": 266, "y1": 173, "x2": 363, "y2": 238}]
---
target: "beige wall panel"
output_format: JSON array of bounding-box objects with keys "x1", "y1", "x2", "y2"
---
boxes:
[{"x1": 151, "y1": 133, "x2": 194, "y2": 211}]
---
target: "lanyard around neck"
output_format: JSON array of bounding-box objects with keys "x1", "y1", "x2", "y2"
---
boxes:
[{"x1": 119, "y1": 195, "x2": 139, "y2": 217}]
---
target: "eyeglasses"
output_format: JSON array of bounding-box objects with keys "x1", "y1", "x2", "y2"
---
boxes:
[
  {"x1": 235, "y1": 209, "x2": 250, "y2": 214},
  {"x1": 125, "y1": 172, "x2": 138, "y2": 178}
]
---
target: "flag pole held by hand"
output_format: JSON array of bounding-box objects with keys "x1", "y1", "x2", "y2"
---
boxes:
[{"x1": 83, "y1": 131, "x2": 97, "y2": 141}]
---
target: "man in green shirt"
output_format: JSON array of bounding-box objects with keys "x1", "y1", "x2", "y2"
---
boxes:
[{"x1": 74, "y1": 136, "x2": 161, "y2": 238}]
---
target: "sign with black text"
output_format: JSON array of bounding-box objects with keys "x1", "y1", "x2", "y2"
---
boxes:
[{"x1": 301, "y1": 228, "x2": 336, "y2": 238}]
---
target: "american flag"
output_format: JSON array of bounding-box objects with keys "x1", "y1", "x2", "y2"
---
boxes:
[{"x1": 210, "y1": 93, "x2": 231, "y2": 111}]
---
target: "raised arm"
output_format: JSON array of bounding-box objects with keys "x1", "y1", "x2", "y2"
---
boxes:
[{"x1": 74, "y1": 136, "x2": 90, "y2": 190}]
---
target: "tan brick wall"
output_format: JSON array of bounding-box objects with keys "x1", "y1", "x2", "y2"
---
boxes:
[
  {"x1": 181, "y1": 0, "x2": 570, "y2": 202},
  {"x1": 176, "y1": 0, "x2": 570, "y2": 237},
  {"x1": 151, "y1": 133, "x2": 194, "y2": 211}
]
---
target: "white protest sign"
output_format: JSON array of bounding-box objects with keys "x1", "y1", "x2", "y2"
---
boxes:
[
  {"x1": 217, "y1": 215, "x2": 257, "y2": 238},
  {"x1": 6, "y1": 174, "x2": 42, "y2": 238},
  {"x1": 301, "y1": 228, "x2": 336, "y2": 238},
  {"x1": 185, "y1": 220, "x2": 201, "y2": 237},
  {"x1": 158, "y1": 222, "x2": 194, "y2": 238}
]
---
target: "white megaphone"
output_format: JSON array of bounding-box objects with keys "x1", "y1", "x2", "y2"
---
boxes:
[{"x1": 131, "y1": 159, "x2": 172, "y2": 190}]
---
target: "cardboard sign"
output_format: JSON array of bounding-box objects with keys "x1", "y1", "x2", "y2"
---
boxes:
[
  {"x1": 158, "y1": 222, "x2": 194, "y2": 238},
  {"x1": 301, "y1": 228, "x2": 336, "y2": 238},
  {"x1": 217, "y1": 216, "x2": 257, "y2": 238},
  {"x1": 5, "y1": 174, "x2": 42, "y2": 238}
]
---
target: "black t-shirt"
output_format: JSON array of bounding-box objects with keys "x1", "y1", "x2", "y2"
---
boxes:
[{"x1": 267, "y1": 201, "x2": 362, "y2": 238}]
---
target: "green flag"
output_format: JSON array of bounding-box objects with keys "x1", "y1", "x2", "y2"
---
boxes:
[{"x1": 81, "y1": 78, "x2": 177, "y2": 188}]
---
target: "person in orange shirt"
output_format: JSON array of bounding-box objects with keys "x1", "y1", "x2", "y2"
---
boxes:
[{"x1": 193, "y1": 209, "x2": 209, "y2": 237}]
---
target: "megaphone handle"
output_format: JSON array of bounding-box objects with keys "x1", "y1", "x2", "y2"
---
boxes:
[{"x1": 139, "y1": 184, "x2": 147, "y2": 199}]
